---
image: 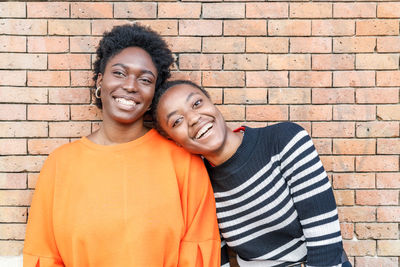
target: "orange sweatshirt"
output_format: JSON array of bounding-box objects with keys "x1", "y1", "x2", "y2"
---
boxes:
[{"x1": 23, "y1": 129, "x2": 220, "y2": 267}]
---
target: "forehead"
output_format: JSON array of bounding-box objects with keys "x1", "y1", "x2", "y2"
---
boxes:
[
  {"x1": 107, "y1": 47, "x2": 156, "y2": 70},
  {"x1": 161, "y1": 84, "x2": 205, "y2": 102}
]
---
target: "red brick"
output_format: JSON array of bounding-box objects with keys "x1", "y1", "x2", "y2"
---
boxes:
[
  {"x1": 71, "y1": 105, "x2": 102, "y2": 121},
  {"x1": 320, "y1": 156, "x2": 354, "y2": 172},
  {"x1": 0, "y1": 104, "x2": 26, "y2": 120},
  {"x1": 377, "y1": 173, "x2": 400, "y2": 189},
  {"x1": 0, "y1": 36, "x2": 26, "y2": 52},
  {"x1": 0, "y1": 53, "x2": 46, "y2": 70},
  {"x1": 158, "y1": 3, "x2": 201, "y2": 18},
  {"x1": 334, "y1": 190, "x2": 355, "y2": 206},
  {"x1": 136, "y1": 20, "x2": 178, "y2": 36},
  {"x1": 333, "y1": 173, "x2": 375, "y2": 189},
  {"x1": 246, "y1": 71, "x2": 288, "y2": 87},
  {"x1": 338, "y1": 207, "x2": 376, "y2": 222},
  {"x1": 28, "y1": 105, "x2": 69, "y2": 121},
  {"x1": 312, "y1": 54, "x2": 354, "y2": 71},
  {"x1": 170, "y1": 71, "x2": 201, "y2": 85},
  {"x1": 356, "y1": 156, "x2": 398, "y2": 172},
  {"x1": 378, "y1": 240, "x2": 400, "y2": 256},
  {"x1": 28, "y1": 71, "x2": 69, "y2": 87},
  {"x1": 203, "y1": 71, "x2": 244, "y2": 87},
  {"x1": 357, "y1": 20, "x2": 399, "y2": 36},
  {"x1": 290, "y1": 71, "x2": 331, "y2": 87},
  {"x1": 224, "y1": 88, "x2": 267, "y2": 104},
  {"x1": 313, "y1": 122, "x2": 355, "y2": 138},
  {"x1": 333, "y1": 71, "x2": 375, "y2": 87},
  {"x1": 377, "y1": 71, "x2": 400, "y2": 87},
  {"x1": 290, "y1": 3, "x2": 332, "y2": 18},
  {"x1": 268, "y1": 20, "x2": 311, "y2": 36},
  {"x1": 290, "y1": 38, "x2": 331, "y2": 53},
  {"x1": 357, "y1": 88, "x2": 399, "y2": 104},
  {"x1": 114, "y1": 3, "x2": 156, "y2": 18},
  {"x1": 356, "y1": 54, "x2": 399, "y2": 70},
  {"x1": 312, "y1": 20, "x2": 354, "y2": 36},
  {"x1": 333, "y1": 105, "x2": 376, "y2": 121},
  {"x1": 377, "y1": 207, "x2": 400, "y2": 222},
  {"x1": 49, "y1": 122, "x2": 91, "y2": 138},
  {"x1": 246, "y1": 3, "x2": 288, "y2": 18},
  {"x1": 0, "y1": 173, "x2": 26, "y2": 189},
  {"x1": 164, "y1": 37, "x2": 201, "y2": 53},
  {"x1": 179, "y1": 54, "x2": 222, "y2": 70},
  {"x1": 356, "y1": 257, "x2": 398, "y2": 267},
  {"x1": 246, "y1": 37, "x2": 289, "y2": 53},
  {"x1": 179, "y1": 20, "x2": 222, "y2": 36},
  {"x1": 0, "y1": 139, "x2": 26, "y2": 155},
  {"x1": 312, "y1": 88, "x2": 354, "y2": 104},
  {"x1": 0, "y1": 71, "x2": 26, "y2": 86},
  {"x1": 71, "y1": 3, "x2": 112, "y2": 18},
  {"x1": 378, "y1": 2, "x2": 400, "y2": 18},
  {"x1": 203, "y1": 37, "x2": 245, "y2": 53},
  {"x1": 71, "y1": 71, "x2": 94, "y2": 87},
  {"x1": 290, "y1": 105, "x2": 332, "y2": 121},
  {"x1": 343, "y1": 240, "x2": 376, "y2": 256},
  {"x1": 0, "y1": 156, "x2": 45, "y2": 172},
  {"x1": 333, "y1": 37, "x2": 376, "y2": 53},
  {"x1": 333, "y1": 3, "x2": 376, "y2": 18},
  {"x1": 49, "y1": 20, "x2": 90, "y2": 35},
  {"x1": 357, "y1": 122, "x2": 398, "y2": 138},
  {"x1": 378, "y1": 139, "x2": 400, "y2": 155},
  {"x1": 269, "y1": 54, "x2": 310, "y2": 70},
  {"x1": 377, "y1": 105, "x2": 400, "y2": 120},
  {"x1": 340, "y1": 223, "x2": 354, "y2": 239},
  {"x1": 49, "y1": 88, "x2": 89, "y2": 104},
  {"x1": 224, "y1": 20, "x2": 266, "y2": 36},
  {"x1": 28, "y1": 173, "x2": 39, "y2": 189},
  {"x1": 0, "y1": 2, "x2": 25, "y2": 17},
  {"x1": 27, "y1": 2, "x2": 69, "y2": 18},
  {"x1": 91, "y1": 20, "x2": 131, "y2": 36},
  {"x1": 28, "y1": 36, "x2": 69, "y2": 53},
  {"x1": 357, "y1": 190, "x2": 398, "y2": 205},
  {"x1": 356, "y1": 223, "x2": 398, "y2": 239},
  {"x1": 0, "y1": 224, "x2": 26, "y2": 240},
  {"x1": 269, "y1": 88, "x2": 310, "y2": 104},
  {"x1": 0, "y1": 122, "x2": 47, "y2": 137},
  {"x1": 225, "y1": 54, "x2": 267, "y2": 70},
  {"x1": 313, "y1": 139, "x2": 332, "y2": 154},
  {"x1": 377, "y1": 37, "x2": 400, "y2": 52},
  {"x1": 28, "y1": 139, "x2": 69, "y2": 155},
  {"x1": 48, "y1": 54, "x2": 91, "y2": 70},
  {"x1": 333, "y1": 139, "x2": 376, "y2": 155},
  {"x1": 246, "y1": 106, "x2": 288, "y2": 121},
  {"x1": 0, "y1": 19, "x2": 47, "y2": 35},
  {"x1": 207, "y1": 88, "x2": 223, "y2": 105},
  {"x1": 216, "y1": 105, "x2": 245, "y2": 121},
  {"x1": 0, "y1": 207, "x2": 27, "y2": 223},
  {"x1": 203, "y1": 3, "x2": 244, "y2": 18}
]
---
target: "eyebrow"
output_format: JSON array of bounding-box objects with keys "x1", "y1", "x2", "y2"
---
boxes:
[
  {"x1": 111, "y1": 63, "x2": 156, "y2": 78},
  {"x1": 165, "y1": 92, "x2": 200, "y2": 121}
]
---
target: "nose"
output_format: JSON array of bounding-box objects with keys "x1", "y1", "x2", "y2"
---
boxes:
[
  {"x1": 187, "y1": 110, "x2": 200, "y2": 127},
  {"x1": 122, "y1": 75, "x2": 137, "y2": 92}
]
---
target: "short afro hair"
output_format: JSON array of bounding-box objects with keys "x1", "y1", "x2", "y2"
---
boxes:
[
  {"x1": 151, "y1": 80, "x2": 210, "y2": 138},
  {"x1": 92, "y1": 23, "x2": 174, "y2": 109}
]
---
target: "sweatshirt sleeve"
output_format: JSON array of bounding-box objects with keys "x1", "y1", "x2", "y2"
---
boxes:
[
  {"x1": 278, "y1": 123, "x2": 345, "y2": 267},
  {"x1": 23, "y1": 154, "x2": 64, "y2": 267},
  {"x1": 178, "y1": 154, "x2": 221, "y2": 267}
]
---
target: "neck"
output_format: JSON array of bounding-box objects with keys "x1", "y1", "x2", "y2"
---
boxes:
[
  {"x1": 89, "y1": 117, "x2": 149, "y2": 145},
  {"x1": 204, "y1": 129, "x2": 243, "y2": 166}
]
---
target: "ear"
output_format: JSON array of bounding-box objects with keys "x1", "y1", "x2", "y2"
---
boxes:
[{"x1": 96, "y1": 73, "x2": 103, "y2": 88}]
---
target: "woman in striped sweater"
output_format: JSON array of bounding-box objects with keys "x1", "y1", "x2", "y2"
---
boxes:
[{"x1": 152, "y1": 80, "x2": 351, "y2": 267}]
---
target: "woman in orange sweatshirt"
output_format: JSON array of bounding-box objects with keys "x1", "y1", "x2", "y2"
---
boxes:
[{"x1": 23, "y1": 24, "x2": 220, "y2": 267}]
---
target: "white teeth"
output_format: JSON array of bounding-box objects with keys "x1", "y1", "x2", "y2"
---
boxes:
[
  {"x1": 195, "y1": 122, "x2": 213, "y2": 139},
  {"x1": 115, "y1": 97, "x2": 136, "y2": 106}
]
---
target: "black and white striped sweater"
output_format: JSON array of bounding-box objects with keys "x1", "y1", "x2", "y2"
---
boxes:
[{"x1": 206, "y1": 122, "x2": 347, "y2": 267}]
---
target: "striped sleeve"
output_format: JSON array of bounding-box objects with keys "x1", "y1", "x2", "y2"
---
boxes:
[{"x1": 279, "y1": 123, "x2": 344, "y2": 266}]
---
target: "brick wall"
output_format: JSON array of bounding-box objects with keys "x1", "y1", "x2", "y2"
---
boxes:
[{"x1": 0, "y1": 1, "x2": 399, "y2": 266}]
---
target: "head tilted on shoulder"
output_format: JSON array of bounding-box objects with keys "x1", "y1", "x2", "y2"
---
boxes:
[
  {"x1": 93, "y1": 23, "x2": 174, "y2": 109},
  {"x1": 152, "y1": 80, "x2": 242, "y2": 166}
]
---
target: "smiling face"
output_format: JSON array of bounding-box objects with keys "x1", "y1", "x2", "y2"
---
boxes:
[
  {"x1": 156, "y1": 83, "x2": 229, "y2": 157},
  {"x1": 97, "y1": 46, "x2": 157, "y2": 126}
]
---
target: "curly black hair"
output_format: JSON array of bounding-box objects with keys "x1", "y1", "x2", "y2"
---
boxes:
[
  {"x1": 92, "y1": 23, "x2": 174, "y2": 109},
  {"x1": 151, "y1": 80, "x2": 210, "y2": 138}
]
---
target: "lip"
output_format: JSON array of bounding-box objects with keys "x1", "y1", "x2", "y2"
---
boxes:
[{"x1": 112, "y1": 94, "x2": 139, "y2": 110}]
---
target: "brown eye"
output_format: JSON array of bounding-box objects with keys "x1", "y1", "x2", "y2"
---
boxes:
[
  {"x1": 193, "y1": 99, "x2": 202, "y2": 108},
  {"x1": 172, "y1": 117, "x2": 183, "y2": 127}
]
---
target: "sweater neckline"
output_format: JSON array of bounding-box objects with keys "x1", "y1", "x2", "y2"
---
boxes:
[
  {"x1": 205, "y1": 126, "x2": 259, "y2": 180},
  {"x1": 79, "y1": 128, "x2": 158, "y2": 152}
]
